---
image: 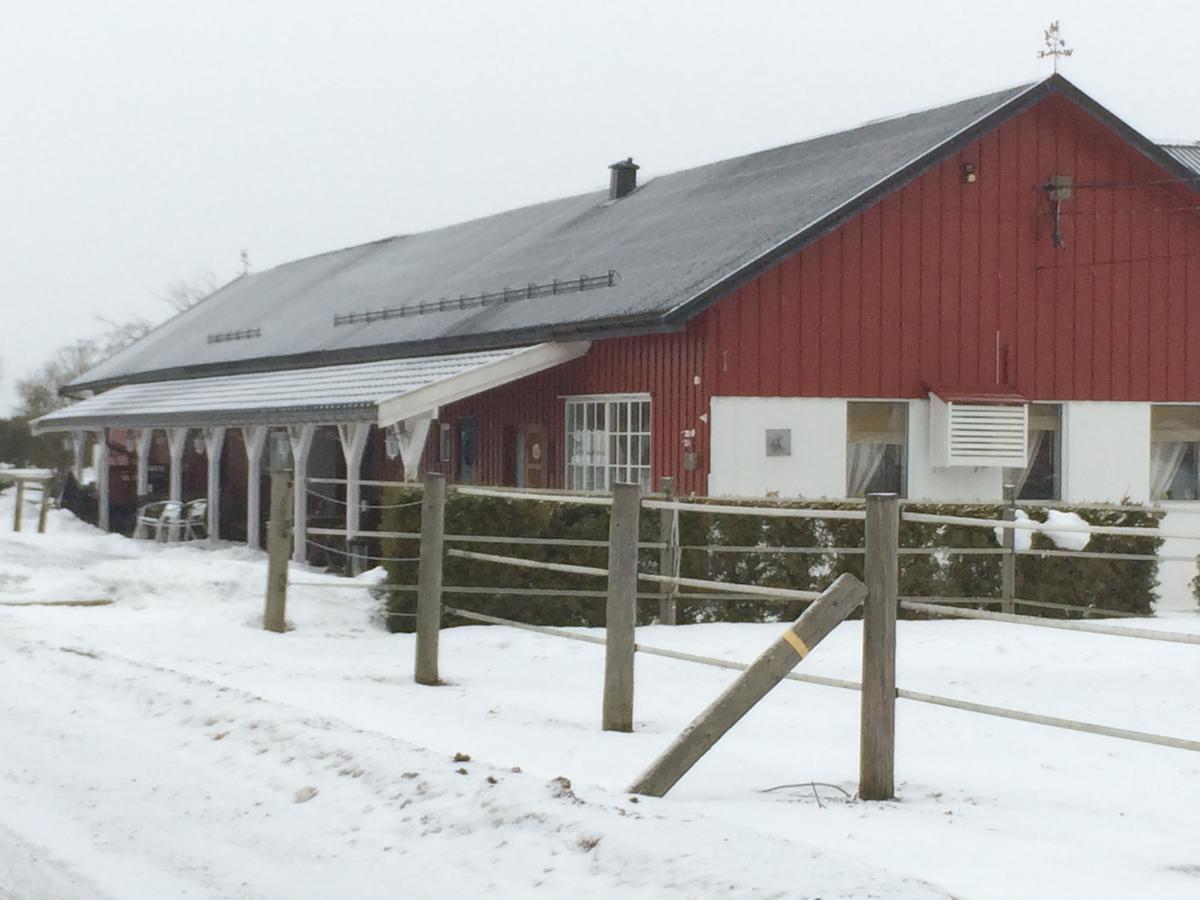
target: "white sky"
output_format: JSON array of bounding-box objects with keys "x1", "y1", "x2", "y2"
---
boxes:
[{"x1": 1, "y1": 0, "x2": 1197, "y2": 415}]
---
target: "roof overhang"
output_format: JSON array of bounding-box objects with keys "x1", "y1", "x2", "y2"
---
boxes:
[
  {"x1": 32, "y1": 342, "x2": 589, "y2": 435},
  {"x1": 927, "y1": 385, "x2": 1028, "y2": 405}
]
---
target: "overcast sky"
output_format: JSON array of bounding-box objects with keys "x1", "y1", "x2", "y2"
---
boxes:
[{"x1": 2, "y1": 0, "x2": 1197, "y2": 415}]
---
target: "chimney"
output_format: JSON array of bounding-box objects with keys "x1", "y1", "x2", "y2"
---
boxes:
[{"x1": 608, "y1": 157, "x2": 639, "y2": 200}]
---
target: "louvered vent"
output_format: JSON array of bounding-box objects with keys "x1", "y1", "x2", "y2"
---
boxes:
[{"x1": 929, "y1": 395, "x2": 1028, "y2": 468}]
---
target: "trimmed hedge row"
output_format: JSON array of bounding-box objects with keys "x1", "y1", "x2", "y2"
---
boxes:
[{"x1": 379, "y1": 489, "x2": 1162, "y2": 633}]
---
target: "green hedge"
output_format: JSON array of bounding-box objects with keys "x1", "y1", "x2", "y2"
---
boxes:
[{"x1": 379, "y1": 489, "x2": 1162, "y2": 632}]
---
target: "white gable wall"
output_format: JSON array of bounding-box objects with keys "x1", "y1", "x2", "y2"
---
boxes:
[
  {"x1": 707, "y1": 395, "x2": 1195, "y2": 611},
  {"x1": 709, "y1": 397, "x2": 846, "y2": 498},
  {"x1": 1061, "y1": 402, "x2": 1150, "y2": 503}
]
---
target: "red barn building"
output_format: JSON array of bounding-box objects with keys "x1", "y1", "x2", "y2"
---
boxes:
[{"x1": 34, "y1": 75, "x2": 1200, "y2": 596}]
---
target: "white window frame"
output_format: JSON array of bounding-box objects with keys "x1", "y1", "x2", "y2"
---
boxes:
[
  {"x1": 1150, "y1": 404, "x2": 1200, "y2": 501},
  {"x1": 563, "y1": 394, "x2": 651, "y2": 491},
  {"x1": 846, "y1": 400, "x2": 909, "y2": 498}
]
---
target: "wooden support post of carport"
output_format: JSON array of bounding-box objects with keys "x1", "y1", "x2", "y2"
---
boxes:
[
  {"x1": 288, "y1": 424, "x2": 316, "y2": 564},
  {"x1": 95, "y1": 428, "x2": 110, "y2": 532},
  {"x1": 134, "y1": 428, "x2": 153, "y2": 497},
  {"x1": 165, "y1": 427, "x2": 188, "y2": 541},
  {"x1": 337, "y1": 421, "x2": 372, "y2": 537},
  {"x1": 243, "y1": 426, "x2": 268, "y2": 549},
  {"x1": 203, "y1": 426, "x2": 226, "y2": 541}
]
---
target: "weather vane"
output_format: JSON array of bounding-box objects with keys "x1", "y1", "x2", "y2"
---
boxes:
[{"x1": 1037, "y1": 20, "x2": 1073, "y2": 72}]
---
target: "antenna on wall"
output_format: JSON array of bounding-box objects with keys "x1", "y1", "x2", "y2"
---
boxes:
[{"x1": 1037, "y1": 20, "x2": 1074, "y2": 73}]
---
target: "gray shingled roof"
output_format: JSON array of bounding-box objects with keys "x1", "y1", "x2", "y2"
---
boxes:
[{"x1": 72, "y1": 75, "x2": 1196, "y2": 394}]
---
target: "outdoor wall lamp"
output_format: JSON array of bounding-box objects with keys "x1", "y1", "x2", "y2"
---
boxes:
[{"x1": 384, "y1": 424, "x2": 402, "y2": 461}]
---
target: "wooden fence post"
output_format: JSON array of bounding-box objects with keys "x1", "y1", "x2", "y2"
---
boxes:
[
  {"x1": 263, "y1": 460, "x2": 293, "y2": 633},
  {"x1": 37, "y1": 482, "x2": 50, "y2": 534},
  {"x1": 1001, "y1": 483, "x2": 1016, "y2": 615},
  {"x1": 604, "y1": 481, "x2": 641, "y2": 732},
  {"x1": 630, "y1": 572, "x2": 867, "y2": 797},
  {"x1": 13, "y1": 479, "x2": 24, "y2": 532},
  {"x1": 415, "y1": 472, "x2": 447, "y2": 686},
  {"x1": 859, "y1": 492, "x2": 899, "y2": 801},
  {"x1": 658, "y1": 476, "x2": 679, "y2": 626}
]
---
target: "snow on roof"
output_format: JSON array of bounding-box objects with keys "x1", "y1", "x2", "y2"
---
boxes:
[{"x1": 33, "y1": 346, "x2": 546, "y2": 431}]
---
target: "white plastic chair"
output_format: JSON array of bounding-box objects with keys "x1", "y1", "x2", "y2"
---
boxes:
[
  {"x1": 133, "y1": 500, "x2": 184, "y2": 541},
  {"x1": 183, "y1": 499, "x2": 208, "y2": 541}
]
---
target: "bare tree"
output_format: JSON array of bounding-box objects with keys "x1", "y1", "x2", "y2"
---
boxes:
[
  {"x1": 15, "y1": 316, "x2": 152, "y2": 419},
  {"x1": 157, "y1": 270, "x2": 219, "y2": 314}
]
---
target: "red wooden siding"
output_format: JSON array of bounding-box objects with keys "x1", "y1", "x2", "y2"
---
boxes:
[
  {"x1": 384, "y1": 91, "x2": 1200, "y2": 493},
  {"x1": 705, "y1": 93, "x2": 1200, "y2": 402},
  {"x1": 416, "y1": 320, "x2": 710, "y2": 495}
]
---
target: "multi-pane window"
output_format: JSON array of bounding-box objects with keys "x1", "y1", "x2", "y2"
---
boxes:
[
  {"x1": 846, "y1": 401, "x2": 908, "y2": 497},
  {"x1": 564, "y1": 396, "x2": 651, "y2": 490},
  {"x1": 1151, "y1": 406, "x2": 1200, "y2": 501},
  {"x1": 1004, "y1": 404, "x2": 1062, "y2": 500}
]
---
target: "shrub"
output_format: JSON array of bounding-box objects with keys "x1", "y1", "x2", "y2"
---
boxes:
[{"x1": 379, "y1": 489, "x2": 1162, "y2": 632}]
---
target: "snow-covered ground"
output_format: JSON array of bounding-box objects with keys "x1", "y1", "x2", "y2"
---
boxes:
[{"x1": 3, "y1": 488, "x2": 1200, "y2": 899}]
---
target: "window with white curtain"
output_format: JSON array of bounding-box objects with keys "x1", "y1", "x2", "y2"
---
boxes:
[
  {"x1": 846, "y1": 402, "x2": 907, "y2": 497},
  {"x1": 564, "y1": 395, "x2": 651, "y2": 491},
  {"x1": 1151, "y1": 406, "x2": 1200, "y2": 501},
  {"x1": 1003, "y1": 404, "x2": 1062, "y2": 500}
]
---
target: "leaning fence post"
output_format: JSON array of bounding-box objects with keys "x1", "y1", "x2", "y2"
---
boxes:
[
  {"x1": 263, "y1": 458, "x2": 294, "y2": 633},
  {"x1": 630, "y1": 573, "x2": 868, "y2": 797},
  {"x1": 1001, "y1": 483, "x2": 1016, "y2": 615},
  {"x1": 860, "y1": 492, "x2": 899, "y2": 801},
  {"x1": 415, "y1": 473, "x2": 447, "y2": 686},
  {"x1": 658, "y1": 476, "x2": 679, "y2": 626},
  {"x1": 604, "y1": 481, "x2": 641, "y2": 732}
]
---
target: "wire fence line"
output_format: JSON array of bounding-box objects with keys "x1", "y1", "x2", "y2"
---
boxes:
[
  {"x1": 901, "y1": 600, "x2": 1200, "y2": 646},
  {"x1": 305, "y1": 525, "x2": 666, "y2": 550},
  {"x1": 293, "y1": 582, "x2": 781, "y2": 603},
  {"x1": 441, "y1": 604, "x2": 1200, "y2": 755},
  {"x1": 303, "y1": 487, "x2": 424, "y2": 511},
  {"x1": 304, "y1": 475, "x2": 1200, "y2": 516},
  {"x1": 643, "y1": 499, "x2": 867, "y2": 521},
  {"x1": 902, "y1": 510, "x2": 1200, "y2": 541},
  {"x1": 898, "y1": 595, "x2": 1143, "y2": 619},
  {"x1": 447, "y1": 547, "x2": 825, "y2": 602},
  {"x1": 303, "y1": 538, "x2": 420, "y2": 564}
]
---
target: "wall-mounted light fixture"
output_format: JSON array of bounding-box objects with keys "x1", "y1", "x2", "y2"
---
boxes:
[
  {"x1": 963, "y1": 163, "x2": 977, "y2": 184},
  {"x1": 384, "y1": 424, "x2": 402, "y2": 461},
  {"x1": 269, "y1": 431, "x2": 292, "y2": 470},
  {"x1": 192, "y1": 433, "x2": 205, "y2": 455}
]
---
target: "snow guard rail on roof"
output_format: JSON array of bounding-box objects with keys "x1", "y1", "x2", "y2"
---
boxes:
[{"x1": 332, "y1": 270, "x2": 621, "y2": 326}]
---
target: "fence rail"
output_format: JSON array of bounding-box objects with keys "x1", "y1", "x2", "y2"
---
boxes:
[
  {"x1": 266, "y1": 475, "x2": 1200, "y2": 806},
  {"x1": 452, "y1": 599, "x2": 1200, "y2": 756},
  {"x1": 902, "y1": 510, "x2": 1200, "y2": 540},
  {"x1": 902, "y1": 600, "x2": 1200, "y2": 646},
  {"x1": 447, "y1": 547, "x2": 824, "y2": 602}
]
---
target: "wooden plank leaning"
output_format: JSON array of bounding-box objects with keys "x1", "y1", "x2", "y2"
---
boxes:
[{"x1": 628, "y1": 572, "x2": 867, "y2": 797}]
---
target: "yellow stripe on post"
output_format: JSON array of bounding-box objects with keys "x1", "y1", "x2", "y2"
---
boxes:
[{"x1": 780, "y1": 629, "x2": 810, "y2": 658}]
